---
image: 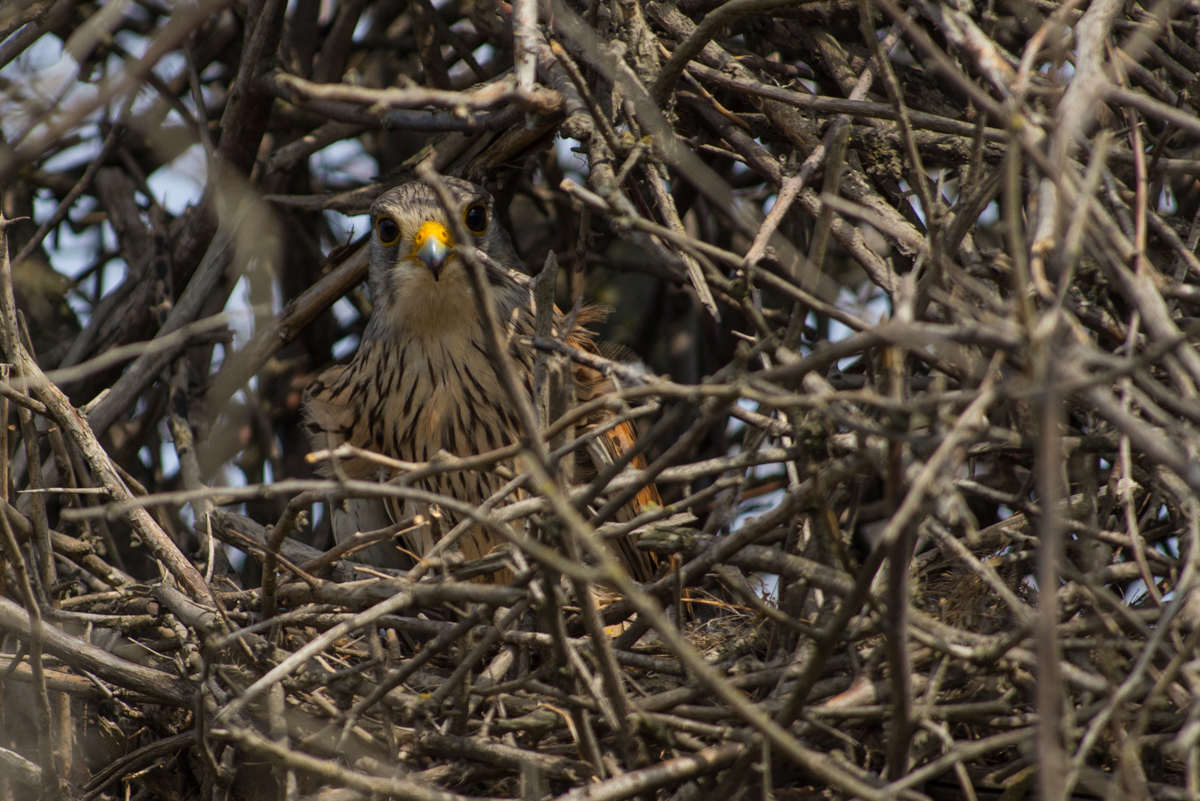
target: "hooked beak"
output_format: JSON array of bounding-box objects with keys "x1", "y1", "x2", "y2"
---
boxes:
[{"x1": 411, "y1": 220, "x2": 452, "y2": 281}]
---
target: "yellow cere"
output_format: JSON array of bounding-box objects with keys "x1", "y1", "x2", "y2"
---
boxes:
[{"x1": 411, "y1": 220, "x2": 452, "y2": 255}]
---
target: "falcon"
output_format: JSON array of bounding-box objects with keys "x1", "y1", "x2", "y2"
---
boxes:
[{"x1": 304, "y1": 177, "x2": 659, "y2": 582}]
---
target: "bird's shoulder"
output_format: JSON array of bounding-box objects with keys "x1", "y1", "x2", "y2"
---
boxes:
[
  {"x1": 558, "y1": 306, "x2": 664, "y2": 535},
  {"x1": 559, "y1": 306, "x2": 615, "y2": 413},
  {"x1": 302, "y1": 363, "x2": 363, "y2": 452}
]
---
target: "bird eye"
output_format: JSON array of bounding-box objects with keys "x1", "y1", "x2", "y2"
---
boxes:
[
  {"x1": 376, "y1": 217, "x2": 401, "y2": 245},
  {"x1": 464, "y1": 203, "x2": 488, "y2": 234}
]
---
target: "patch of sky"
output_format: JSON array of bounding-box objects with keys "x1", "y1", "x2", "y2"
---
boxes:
[
  {"x1": 178, "y1": 497, "x2": 194, "y2": 531},
  {"x1": 223, "y1": 455, "x2": 249, "y2": 489},
  {"x1": 311, "y1": 138, "x2": 378, "y2": 185},
  {"x1": 272, "y1": 268, "x2": 285, "y2": 315},
  {"x1": 226, "y1": 545, "x2": 247, "y2": 571},
  {"x1": 449, "y1": 20, "x2": 478, "y2": 39},
  {"x1": 179, "y1": 92, "x2": 199, "y2": 122},
  {"x1": 724, "y1": 396, "x2": 759, "y2": 438},
  {"x1": 1, "y1": 36, "x2": 83, "y2": 141},
  {"x1": 474, "y1": 43, "x2": 495, "y2": 65},
  {"x1": 835, "y1": 353, "x2": 858, "y2": 372},
  {"x1": 32, "y1": 192, "x2": 58, "y2": 226},
  {"x1": 997, "y1": 505, "x2": 1013, "y2": 520},
  {"x1": 936, "y1": 169, "x2": 959, "y2": 206},
  {"x1": 64, "y1": 192, "x2": 101, "y2": 235},
  {"x1": 0, "y1": 32, "x2": 63, "y2": 80},
  {"x1": 898, "y1": 178, "x2": 926, "y2": 226},
  {"x1": 333, "y1": 333, "x2": 361, "y2": 359},
  {"x1": 865, "y1": 291, "x2": 891, "y2": 321},
  {"x1": 978, "y1": 200, "x2": 1000, "y2": 226},
  {"x1": 153, "y1": 49, "x2": 187, "y2": 85},
  {"x1": 830, "y1": 286, "x2": 889, "y2": 351},
  {"x1": 353, "y1": 12, "x2": 373, "y2": 43},
  {"x1": 102, "y1": 47, "x2": 125, "y2": 78},
  {"x1": 96, "y1": 258, "x2": 128, "y2": 300},
  {"x1": 39, "y1": 197, "x2": 128, "y2": 319},
  {"x1": 123, "y1": 0, "x2": 150, "y2": 22},
  {"x1": 101, "y1": 219, "x2": 120, "y2": 252},
  {"x1": 750, "y1": 572, "x2": 780, "y2": 606},
  {"x1": 1159, "y1": 185, "x2": 1177, "y2": 215},
  {"x1": 147, "y1": 143, "x2": 208, "y2": 215},
  {"x1": 1124, "y1": 579, "x2": 1149, "y2": 605},
  {"x1": 763, "y1": 193, "x2": 778, "y2": 215},
  {"x1": 449, "y1": 55, "x2": 480, "y2": 83},
  {"x1": 160, "y1": 106, "x2": 191, "y2": 129},
  {"x1": 224, "y1": 274, "x2": 257, "y2": 353},
  {"x1": 555, "y1": 135, "x2": 589, "y2": 181},
  {"x1": 113, "y1": 29, "x2": 149, "y2": 58},
  {"x1": 830, "y1": 320, "x2": 855, "y2": 347},
  {"x1": 332, "y1": 296, "x2": 360, "y2": 327},
  {"x1": 324, "y1": 210, "x2": 370, "y2": 253},
  {"x1": 114, "y1": 43, "x2": 168, "y2": 114},
  {"x1": 159, "y1": 417, "x2": 180, "y2": 480},
  {"x1": 232, "y1": 386, "x2": 255, "y2": 411},
  {"x1": 730, "y1": 484, "x2": 786, "y2": 536},
  {"x1": 749, "y1": 458, "x2": 786, "y2": 481},
  {"x1": 210, "y1": 339, "x2": 226, "y2": 373},
  {"x1": 41, "y1": 127, "x2": 103, "y2": 172}
]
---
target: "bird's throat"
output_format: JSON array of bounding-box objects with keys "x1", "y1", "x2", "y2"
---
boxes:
[{"x1": 383, "y1": 264, "x2": 482, "y2": 339}]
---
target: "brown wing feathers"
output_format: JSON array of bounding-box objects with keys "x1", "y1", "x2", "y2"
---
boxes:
[{"x1": 564, "y1": 311, "x2": 661, "y2": 584}]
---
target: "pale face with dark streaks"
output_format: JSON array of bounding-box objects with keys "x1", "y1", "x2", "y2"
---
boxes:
[{"x1": 366, "y1": 178, "x2": 523, "y2": 336}]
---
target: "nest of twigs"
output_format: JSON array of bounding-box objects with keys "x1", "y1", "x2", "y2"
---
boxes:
[{"x1": 2, "y1": 0, "x2": 1200, "y2": 798}]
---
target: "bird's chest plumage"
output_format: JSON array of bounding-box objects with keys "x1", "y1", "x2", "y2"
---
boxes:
[
  {"x1": 306, "y1": 261, "x2": 536, "y2": 489},
  {"x1": 304, "y1": 297, "x2": 536, "y2": 569},
  {"x1": 384, "y1": 330, "x2": 522, "y2": 466},
  {"x1": 308, "y1": 317, "x2": 528, "y2": 508}
]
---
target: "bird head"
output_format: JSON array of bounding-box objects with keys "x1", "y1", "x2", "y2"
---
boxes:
[{"x1": 366, "y1": 177, "x2": 526, "y2": 331}]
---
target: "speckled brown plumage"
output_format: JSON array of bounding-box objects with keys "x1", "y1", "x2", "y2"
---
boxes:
[{"x1": 304, "y1": 178, "x2": 659, "y2": 582}]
